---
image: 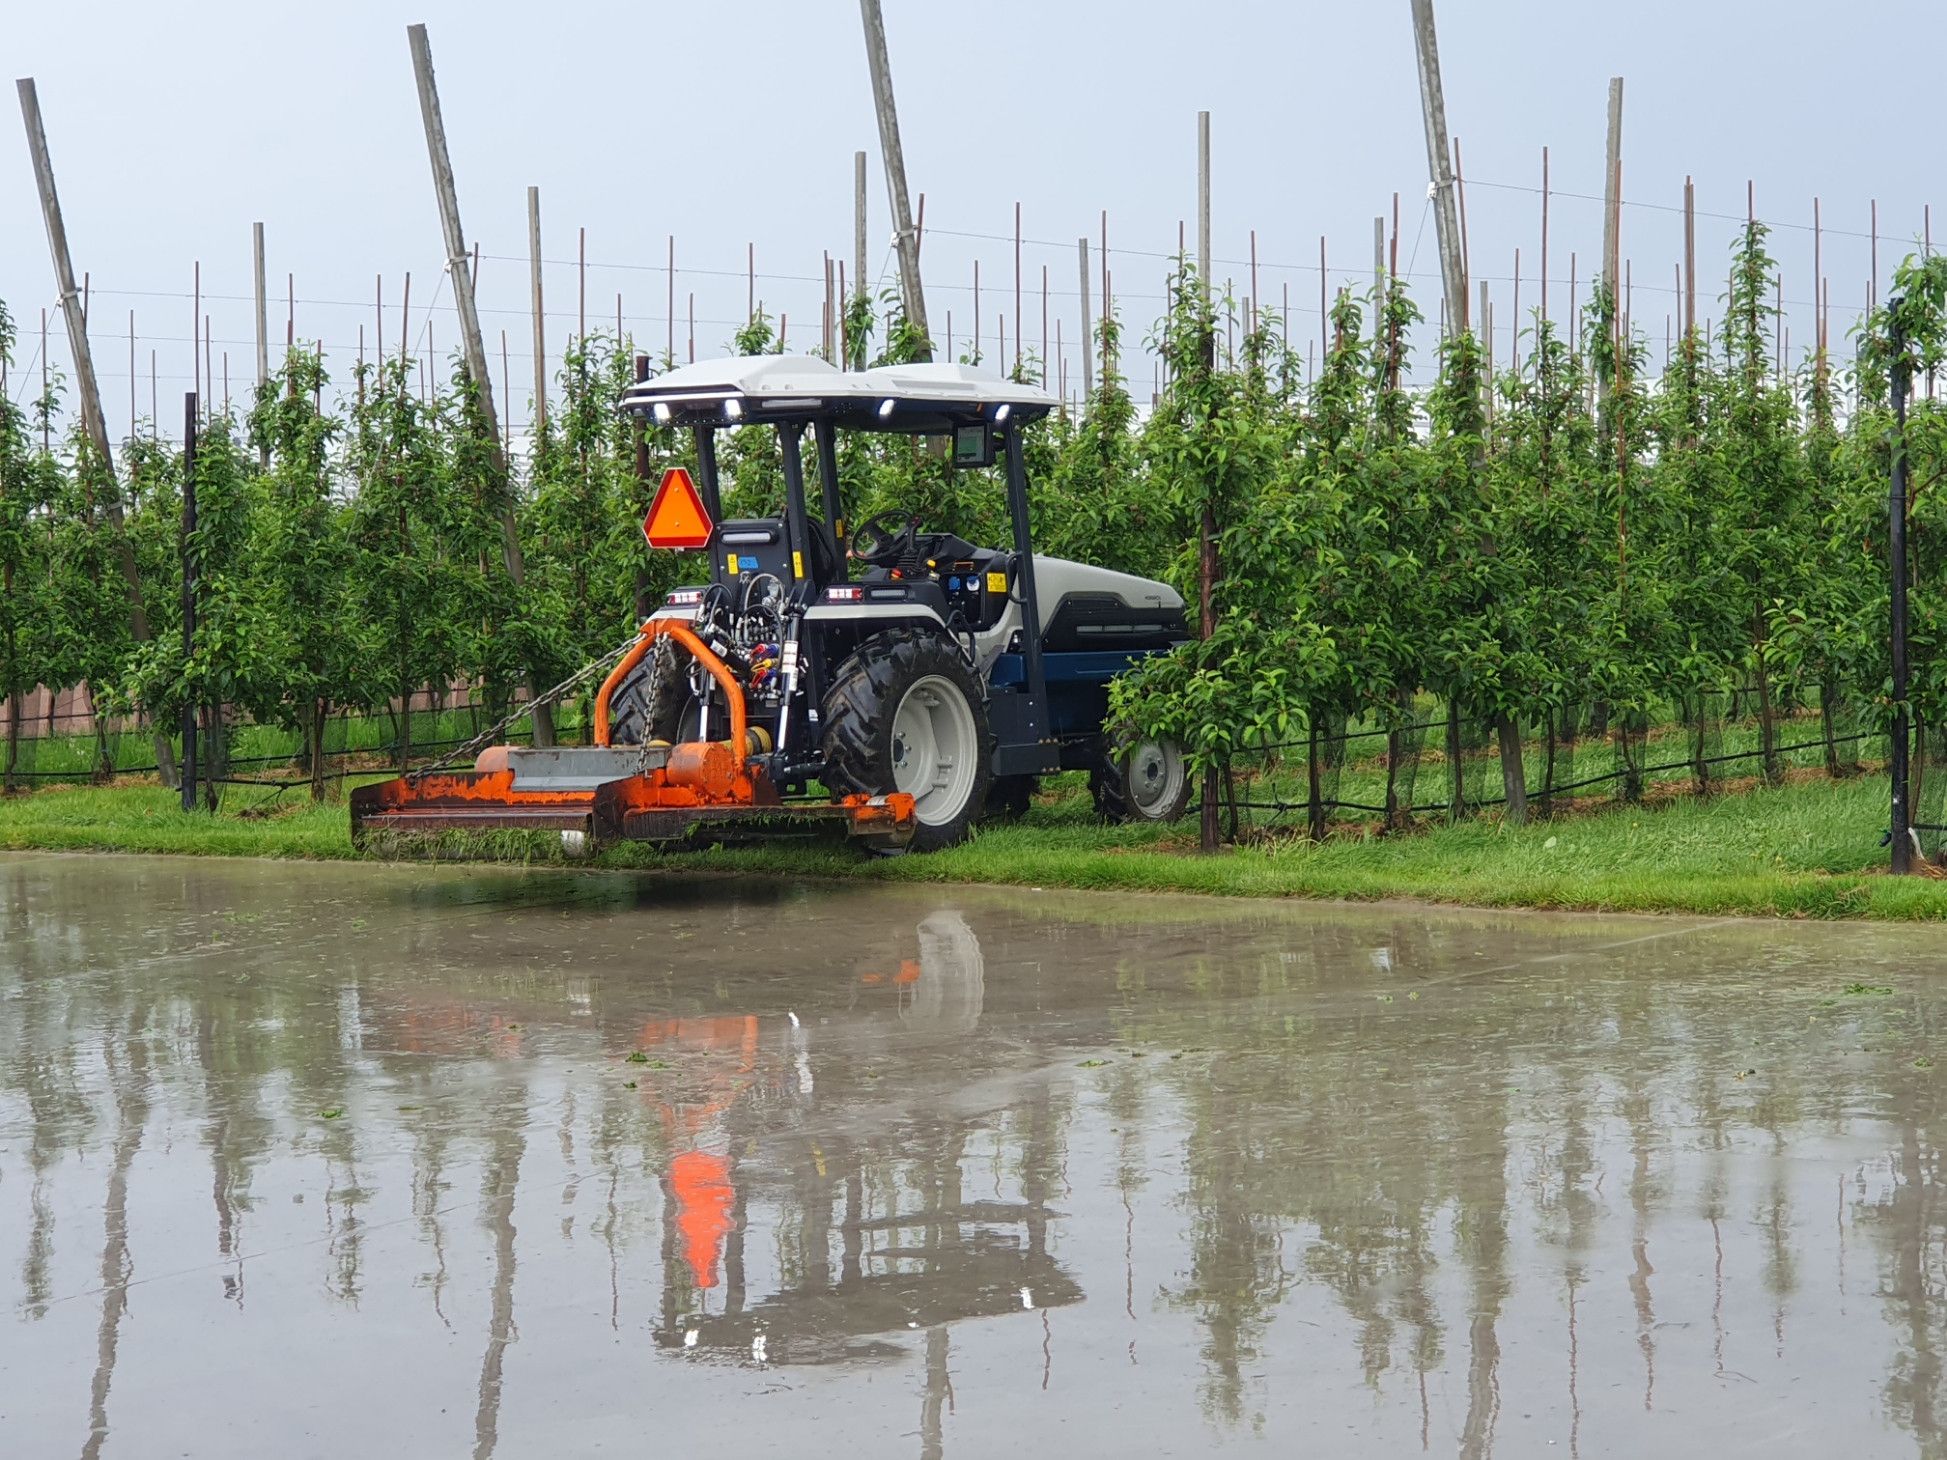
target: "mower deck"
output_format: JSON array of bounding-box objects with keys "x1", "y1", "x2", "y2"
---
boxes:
[{"x1": 349, "y1": 745, "x2": 916, "y2": 851}]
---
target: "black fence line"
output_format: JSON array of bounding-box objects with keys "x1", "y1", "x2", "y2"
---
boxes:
[{"x1": 1225, "y1": 729, "x2": 1882, "y2": 824}]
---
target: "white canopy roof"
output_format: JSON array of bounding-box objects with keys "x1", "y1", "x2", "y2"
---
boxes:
[{"x1": 622, "y1": 355, "x2": 1058, "y2": 419}]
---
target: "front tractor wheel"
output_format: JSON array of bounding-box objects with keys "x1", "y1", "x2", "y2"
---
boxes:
[
  {"x1": 822, "y1": 630, "x2": 993, "y2": 853},
  {"x1": 1091, "y1": 734, "x2": 1192, "y2": 824}
]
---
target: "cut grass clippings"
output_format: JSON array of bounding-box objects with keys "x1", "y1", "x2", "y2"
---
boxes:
[{"x1": 2, "y1": 770, "x2": 1944, "y2": 922}]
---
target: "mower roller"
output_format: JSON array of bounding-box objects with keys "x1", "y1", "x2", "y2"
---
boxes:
[{"x1": 350, "y1": 356, "x2": 1190, "y2": 857}]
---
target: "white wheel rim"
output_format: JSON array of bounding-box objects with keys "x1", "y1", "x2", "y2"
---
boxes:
[
  {"x1": 890, "y1": 675, "x2": 979, "y2": 826},
  {"x1": 1126, "y1": 738, "x2": 1186, "y2": 817}
]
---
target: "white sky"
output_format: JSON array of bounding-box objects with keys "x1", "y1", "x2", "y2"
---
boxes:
[{"x1": 4, "y1": 0, "x2": 1939, "y2": 437}]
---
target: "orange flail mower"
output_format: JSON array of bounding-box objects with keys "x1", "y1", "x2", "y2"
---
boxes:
[{"x1": 350, "y1": 618, "x2": 917, "y2": 853}]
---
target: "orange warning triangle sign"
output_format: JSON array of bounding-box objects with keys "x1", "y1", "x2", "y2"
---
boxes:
[{"x1": 643, "y1": 466, "x2": 713, "y2": 550}]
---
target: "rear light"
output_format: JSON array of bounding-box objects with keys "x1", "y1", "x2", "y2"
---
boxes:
[
  {"x1": 667, "y1": 589, "x2": 704, "y2": 606},
  {"x1": 824, "y1": 586, "x2": 863, "y2": 602}
]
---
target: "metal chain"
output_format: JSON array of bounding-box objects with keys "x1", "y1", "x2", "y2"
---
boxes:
[{"x1": 405, "y1": 633, "x2": 642, "y2": 781}]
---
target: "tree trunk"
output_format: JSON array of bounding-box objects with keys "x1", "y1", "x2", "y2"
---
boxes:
[
  {"x1": 1446, "y1": 696, "x2": 1466, "y2": 823},
  {"x1": 1754, "y1": 643, "x2": 1780, "y2": 787},
  {"x1": 4, "y1": 689, "x2": 19, "y2": 794},
  {"x1": 1540, "y1": 710, "x2": 1559, "y2": 820},
  {"x1": 1496, "y1": 712, "x2": 1527, "y2": 827},
  {"x1": 1307, "y1": 718, "x2": 1326, "y2": 842},
  {"x1": 1690, "y1": 694, "x2": 1711, "y2": 796},
  {"x1": 1620, "y1": 712, "x2": 1643, "y2": 804},
  {"x1": 91, "y1": 699, "x2": 113, "y2": 783},
  {"x1": 1383, "y1": 686, "x2": 1417, "y2": 833},
  {"x1": 1820, "y1": 682, "x2": 1843, "y2": 779},
  {"x1": 309, "y1": 696, "x2": 327, "y2": 802}
]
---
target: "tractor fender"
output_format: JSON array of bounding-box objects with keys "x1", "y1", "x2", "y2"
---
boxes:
[{"x1": 802, "y1": 602, "x2": 947, "y2": 628}]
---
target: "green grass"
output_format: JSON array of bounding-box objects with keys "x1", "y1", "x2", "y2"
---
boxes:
[{"x1": 3, "y1": 767, "x2": 1942, "y2": 921}]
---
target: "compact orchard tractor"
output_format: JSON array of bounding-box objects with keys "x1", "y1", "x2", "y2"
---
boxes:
[{"x1": 350, "y1": 356, "x2": 1191, "y2": 855}]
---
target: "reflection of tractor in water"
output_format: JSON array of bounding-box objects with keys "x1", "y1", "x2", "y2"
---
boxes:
[{"x1": 637, "y1": 911, "x2": 1081, "y2": 1366}]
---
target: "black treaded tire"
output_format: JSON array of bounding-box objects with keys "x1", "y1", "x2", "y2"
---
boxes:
[
  {"x1": 822, "y1": 629, "x2": 993, "y2": 854},
  {"x1": 605, "y1": 639, "x2": 697, "y2": 745},
  {"x1": 1090, "y1": 734, "x2": 1192, "y2": 824}
]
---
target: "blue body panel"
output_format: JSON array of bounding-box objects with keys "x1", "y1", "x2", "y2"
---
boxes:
[{"x1": 987, "y1": 649, "x2": 1168, "y2": 737}]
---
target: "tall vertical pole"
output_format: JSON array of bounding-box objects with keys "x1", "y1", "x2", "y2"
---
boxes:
[
  {"x1": 1196, "y1": 109, "x2": 1219, "y2": 854},
  {"x1": 1408, "y1": 0, "x2": 1466, "y2": 335},
  {"x1": 252, "y1": 221, "x2": 269, "y2": 465},
  {"x1": 407, "y1": 24, "x2": 551, "y2": 746},
  {"x1": 1373, "y1": 216, "x2": 1386, "y2": 326},
  {"x1": 1599, "y1": 77, "x2": 1624, "y2": 401},
  {"x1": 1683, "y1": 176, "x2": 1696, "y2": 337},
  {"x1": 859, "y1": 0, "x2": 930, "y2": 356},
  {"x1": 852, "y1": 149, "x2": 868, "y2": 366},
  {"x1": 1891, "y1": 300, "x2": 1913, "y2": 873},
  {"x1": 1077, "y1": 238, "x2": 1094, "y2": 401},
  {"x1": 528, "y1": 185, "x2": 547, "y2": 436},
  {"x1": 19, "y1": 75, "x2": 175, "y2": 785},
  {"x1": 180, "y1": 393, "x2": 199, "y2": 813},
  {"x1": 252, "y1": 222, "x2": 269, "y2": 388},
  {"x1": 1539, "y1": 146, "x2": 1549, "y2": 325},
  {"x1": 1196, "y1": 111, "x2": 1212, "y2": 303}
]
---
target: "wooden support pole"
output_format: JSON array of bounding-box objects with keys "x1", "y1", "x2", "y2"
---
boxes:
[
  {"x1": 1197, "y1": 110, "x2": 1212, "y2": 304},
  {"x1": 1077, "y1": 237, "x2": 1094, "y2": 400},
  {"x1": 1373, "y1": 215, "x2": 1386, "y2": 328},
  {"x1": 859, "y1": 0, "x2": 930, "y2": 355},
  {"x1": 18, "y1": 75, "x2": 175, "y2": 784},
  {"x1": 1683, "y1": 175, "x2": 1696, "y2": 337},
  {"x1": 853, "y1": 149, "x2": 868, "y2": 366},
  {"x1": 528, "y1": 186, "x2": 546, "y2": 435},
  {"x1": 1539, "y1": 146, "x2": 1549, "y2": 325},
  {"x1": 407, "y1": 23, "x2": 551, "y2": 745},
  {"x1": 1408, "y1": 0, "x2": 1467, "y2": 334},
  {"x1": 1599, "y1": 76, "x2": 1623, "y2": 401},
  {"x1": 248, "y1": 222, "x2": 268, "y2": 393},
  {"x1": 1013, "y1": 202, "x2": 1023, "y2": 377}
]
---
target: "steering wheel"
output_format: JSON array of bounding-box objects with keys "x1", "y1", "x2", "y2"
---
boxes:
[{"x1": 850, "y1": 511, "x2": 921, "y2": 568}]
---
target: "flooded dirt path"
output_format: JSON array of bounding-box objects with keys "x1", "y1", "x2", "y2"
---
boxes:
[{"x1": 2, "y1": 852, "x2": 1944, "y2": 1456}]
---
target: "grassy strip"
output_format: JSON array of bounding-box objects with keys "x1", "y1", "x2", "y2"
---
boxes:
[{"x1": 1, "y1": 771, "x2": 1941, "y2": 921}]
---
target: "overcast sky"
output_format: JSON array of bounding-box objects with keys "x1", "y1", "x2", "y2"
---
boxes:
[{"x1": 4, "y1": 0, "x2": 1939, "y2": 436}]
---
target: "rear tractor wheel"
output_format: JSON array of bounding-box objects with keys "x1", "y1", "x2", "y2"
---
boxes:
[
  {"x1": 822, "y1": 630, "x2": 993, "y2": 854},
  {"x1": 1090, "y1": 734, "x2": 1191, "y2": 824},
  {"x1": 606, "y1": 639, "x2": 709, "y2": 746}
]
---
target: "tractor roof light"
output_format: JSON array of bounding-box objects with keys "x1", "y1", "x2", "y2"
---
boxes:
[
  {"x1": 723, "y1": 398, "x2": 743, "y2": 420},
  {"x1": 994, "y1": 403, "x2": 1011, "y2": 422},
  {"x1": 652, "y1": 402, "x2": 672, "y2": 424},
  {"x1": 877, "y1": 398, "x2": 896, "y2": 418}
]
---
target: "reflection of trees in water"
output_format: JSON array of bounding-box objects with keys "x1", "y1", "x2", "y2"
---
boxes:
[
  {"x1": 1852, "y1": 1052, "x2": 1944, "y2": 1458},
  {"x1": 471, "y1": 1089, "x2": 526, "y2": 1460},
  {"x1": 18, "y1": 871, "x2": 1947, "y2": 1457},
  {"x1": 81, "y1": 1016, "x2": 152, "y2": 1460}
]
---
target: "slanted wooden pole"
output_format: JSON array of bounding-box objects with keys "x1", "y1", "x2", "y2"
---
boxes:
[
  {"x1": 1408, "y1": 0, "x2": 1467, "y2": 334},
  {"x1": 407, "y1": 24, "x2": 552, "y2": 745},
  {"x1": 859, "y1": 0, "x2": 930, "y2": 355},
  {"x1": 18, "y1": 75, "x2": 175, "y2": 785}
]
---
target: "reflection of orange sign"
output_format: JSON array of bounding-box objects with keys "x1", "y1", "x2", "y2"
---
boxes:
[
  {"x1": 670, "y1": 1150, "x2": 735, "y2": 1289},
  {"x1": 643, "y1": 467, "x2": 713, "y2": 550}
]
